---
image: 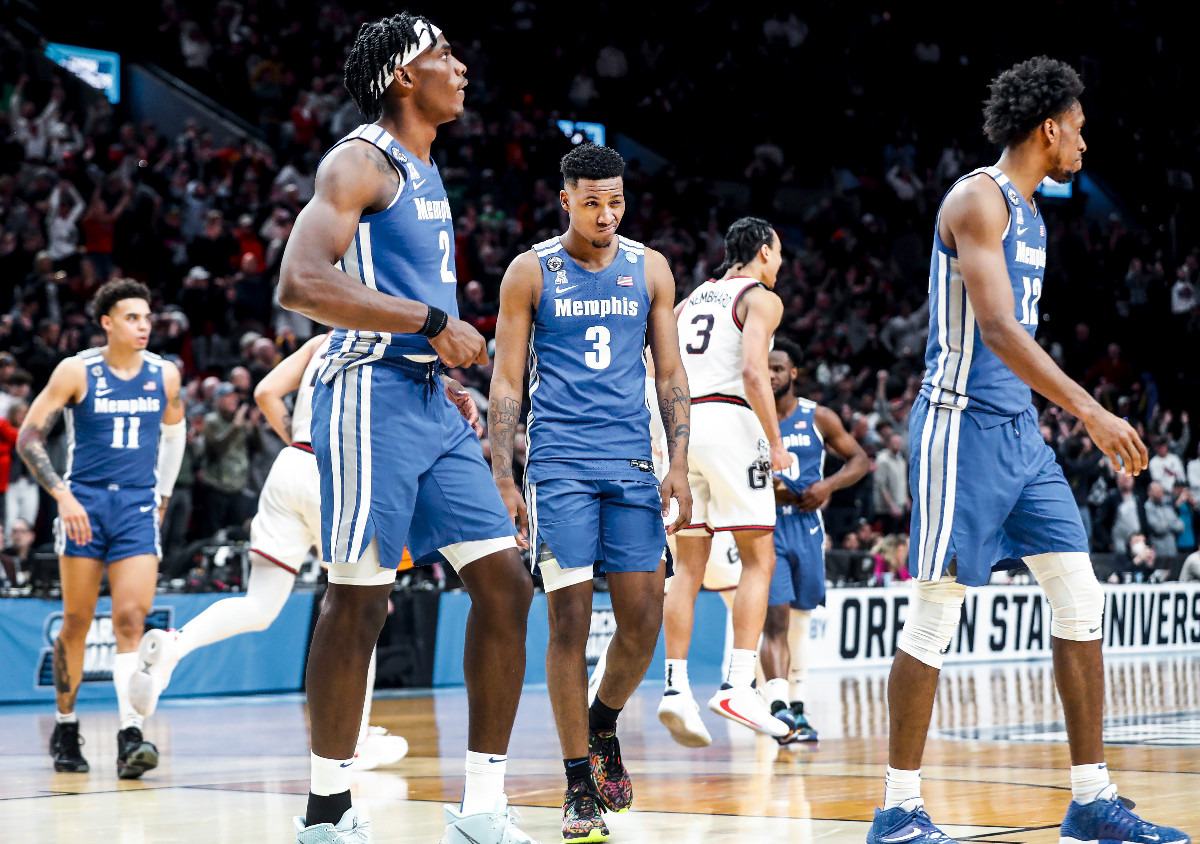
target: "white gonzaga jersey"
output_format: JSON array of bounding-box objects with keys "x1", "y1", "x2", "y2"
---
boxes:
[
  {"x1": 292, "y1": 333, "x2": 332, "y2": 443},
  {"x1": 676, "y1": 276, "x2": 767, "y2": 400}
]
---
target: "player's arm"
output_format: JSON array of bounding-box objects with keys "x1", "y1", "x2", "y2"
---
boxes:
[
  {"x1": 792, "y1": 405, "x2": 871, "y2": 512},
  {"x1": 253, "y1": 334, "x2": 326, "y2": 444},
  {"x1": 487, "y1": 250, "x2": 540, "y2": 546},
  {"x1": 946, "y1": 177, "x2": 1146, "y2": 475},
  {"x1": 155, "y1": 360, "x2": 186, "y2": 521},
  {"x1": 739, "y1": 287, "x2": 789, "y2": 471},
  {"x1": 16, "y1": 358, "x2": 91, "y2": 544},
  {"x1": 278, "y1": 142, "x2": 487, "y2": 368},
  {"x1": 645, "y1": 249, "x2": 692, "y2": 534}
]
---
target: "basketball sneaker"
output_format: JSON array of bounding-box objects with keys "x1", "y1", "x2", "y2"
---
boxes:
[
  {"x1": 1060, "y1": 786, "x2": 1190, "y2": 844},
  {"x1": 657, "y1": 690, "x2": 712, "y2": 747},
  {"x1": 49, "y1": 721, "x2": 89, "y2": 773},
  {"x1": 561, "y1": 780, "x2": 609, "y2": 843},
  {"x1": 129, "y1": 628, "x2": 182, "y2": 717},
  {"x1": 866, "y1": 800, "x2": 961, "y2": 844},
  {"x1": 353, "y1": 726, "x2": 409, "y2": 770},
  {"x1": 116, "y1": 726, "x2": 159, "y2": 779},
  {"x1": 774, "y1": 701, "x2": 819, "y2": 746},
  {"x1": 589, "y1": 729, "x2": 631, "y2": 813},
  {"x1": 294, "y1": 807, "x2": 371, "y2": 843},
  {"x1": 439, "y1": 794, "x2": 543, "y2": 844},
  {"x1": 708, "y1": 683, "x2": 791, "y2": 738}
]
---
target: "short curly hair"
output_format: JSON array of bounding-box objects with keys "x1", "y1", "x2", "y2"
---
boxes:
[
  {"x1": 560, "y1": 142, "x2": 625, "y2": 187},
  {"x1": 982, "y1": 56, "x2": 1084, "y2": 147},
  {"x1": 92, "y1": 277, "x2": 151, "y2": 326}
]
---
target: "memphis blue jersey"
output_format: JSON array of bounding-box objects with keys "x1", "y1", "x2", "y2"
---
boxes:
[
  {"x1": 921, "y1": 166, "x2": 1047, "y2": 417},
  {"x1": 65, "y1": 349, "x2": 165, "y2": 489},
  {"x1": 319, "y1": 124, "x2": 460, "y2": 380},
  {"x1": 775, "y1": 400, "x2": 825, "y2": 503},
  {"x1": 525, "y1": 235, "x2": 654, "y2": 484}
]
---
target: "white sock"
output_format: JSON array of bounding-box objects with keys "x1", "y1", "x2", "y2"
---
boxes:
[
  {"x1": 177, "y1": 562, "x2": 295, "y2": 657},
  {"x1": 788, "y1": 609, "x2": 811, "y2": 703},
  {"x1": 56, "y1": 711, "x2": 78, "y2": 724},
  {"x1": 665, "y1": 659, "x2": 691, "y2": 695},
  {"x1": 1071, "y1": 763, "x2": 1112, "y2": 804},
  {"x1": 357, "y1": 647, "x2": 377, "y2": 747},
  {"x1": 884, "y1": 766, "x2": 922, "y2": 809},
  {"x1": 310, "y1": 751, "x2": 353, "y2": 796},
  {"x1": 726, "y1": 648, "x2": 756, "y2": 688},
  {"x1": 112, "y1": 652, "x2": 144, "y2": 730},
  {"x1": 462, "y1": 750, "x2": 506, "y2": 815},
  {"x1": 765, "y1": 677, "x2": 789, "y2": 707}
]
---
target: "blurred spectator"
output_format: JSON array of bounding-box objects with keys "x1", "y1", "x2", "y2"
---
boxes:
[
  {"x1": 1106, "y1": 473, "x2": 1145, "y2": 555},
  {"x1": 870, "y1": 533, "x2": 911, "y2": 587},
  {"x1": 1180, "y1": 550, "x2": 1200, "y2": 583},
  {"x1": 1059, "y1": 435, "x2": 1105, "y2": 544},
  {"x1": 873, "y1": 433, "x2": 909, "y2": 534},
  {"x1": 1149, "y1": 436, "x2": 1187, "y2": 493},
  {"x1": 1189, "y1": 441, "x2": 1200, "y2": 502},
  {"x1": 1175, "y1": 484, "x2": 1196, "y2": 555},
  {"x1": 1, "y1": 519, "x2": 36, "y2": 587},
  {"x1": 1144, "y1": 481, "x2": 1184, "y2": 558},
  {"x1": 0, "y1": 404, "x2": 17, "y2": 526},
  {"x1": 1108, "y1": 533, "x2": 1156, "y2": 584},
  {"x1": 199, "y1": 382, "x2": 260, "y2": 537}
]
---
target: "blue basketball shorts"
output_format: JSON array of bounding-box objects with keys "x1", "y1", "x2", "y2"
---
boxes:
[
  {"x1": 55, "y1": 482, "x2": 161, "y2": 562},
  {"x1": 311, "y1": 362, "x2": 515, "y2": 574},
  {"x1": 769, "y1": 507, "x2": 826, "y2": 610},
  {"x1": 526, "y1": 476, "x2": 667, "y2": 592},
  {"x1": 908, "y1": 394, "x2": 1089, "y2": 587}
]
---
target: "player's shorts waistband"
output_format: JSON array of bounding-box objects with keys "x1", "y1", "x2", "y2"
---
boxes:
[
  {"x1": 290, "y1": 442, "x2": 314, "y2": 453},
  {"x1": 692, "y1": 393, "x2": 750, "y2": 408},
  {"x1": 67, "y1": 480, "x2": 155, "y2": 492}
]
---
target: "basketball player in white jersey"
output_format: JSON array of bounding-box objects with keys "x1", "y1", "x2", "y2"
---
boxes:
[
  {"x1": 659, "y1": 216, "x2": 790, "y2": 744},
  {"x1": 127, "y1": 334, "x2": 421, "y2": 769}
]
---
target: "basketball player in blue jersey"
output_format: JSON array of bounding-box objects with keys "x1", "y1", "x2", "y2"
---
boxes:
[
  {"x1": 16, "y1": 278, "x2": 186, "y2": 779},
  {"x1": 867, "y1": 58, "x2": 1187, "y2": 844},
  {"x1": 278, "y1": 13, "x2": 538, "y2": 844},
  {"x1": 490, "y1": 143, "x2": 692, "y2": 843},
  {"x1": 760, "y1": 339, "x2": 867, "y2": 746}
]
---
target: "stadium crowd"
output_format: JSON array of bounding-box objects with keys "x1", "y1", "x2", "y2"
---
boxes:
[{"x1": 2, "y1": 4, "x2": 1199, "y2": 589}]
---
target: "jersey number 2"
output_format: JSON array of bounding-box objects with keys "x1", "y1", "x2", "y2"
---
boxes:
[
  {"x1": 685, "y1": 314, "x2": 714, "y2": 354},
  {"x1": 1019, "y1": 276, "x2": 1042, "y2": 325},
  {"x1": 585, "y1": 325, "x2": 611, "y2": 370},
  {"x1": 111, "y1": 416, "x2": 141, "y2": 449},
  {"x1": 438, "y1": 230, "x2": 456, "y2": 284}
]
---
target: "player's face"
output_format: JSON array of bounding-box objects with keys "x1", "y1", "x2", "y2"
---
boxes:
[
  {"x1": 1048, "y1": 100, "x2": 1087, "y2": 184},
  {"x1": 563, "y1": 178, "x2": 624, "y2": 249},
  {"x1": 408, "y1": 33, "x2": 468, "y2": 125},
  {"x1": 761, "y1": 231, "x2": 784, "y2": 286},
  {"x1": 101, "y1": 298, "x2": 152, "y2": 351},
  {"x1": 768, "y1": 350, "x2": 797, "y2": 399}
]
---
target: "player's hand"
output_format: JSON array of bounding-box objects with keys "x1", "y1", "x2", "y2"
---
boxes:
[
  {"x1": 495, "y1": 478, "x2": 529, "y2": 549},
  {"x1": 796, "y1": 478, "x2": 833, "y2": 512},
  {"x1": 661, "y1": 464, "x2": 693, "y2": 536},
  {"x1": 769, "y1": 439, "x2": 790, "y2": 473},
  {"x1": 430, "y1": 317, "x2": 489, "y2": 368},
  {"x1": 55, "y1": 490, "x2": 92, "y2": 545},
  {"x1": 1083, "y1": 406, "x2": 1148, "y2": 476},
  {"x1": 443, "y1": 377, "x2": 483, "y2": 437}
]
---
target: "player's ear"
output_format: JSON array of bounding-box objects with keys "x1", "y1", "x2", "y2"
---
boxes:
[
  {"x1": 1043, "y1": 118, "x2": 1057, "y2": 145},
  {"x1": 559, "y1": 189, "x2": 569, "y2": 212},
  {"x1": 394, "y1": 65, "x2": 414, "y2": 92}
]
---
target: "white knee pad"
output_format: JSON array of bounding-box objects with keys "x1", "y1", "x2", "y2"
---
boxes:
[
  {"x1": 1024, "y1": 552, "x2": 1104, "y2": 642},
  {"x1": 897, "y1": 578, "x2": 967, "y2": 669}
]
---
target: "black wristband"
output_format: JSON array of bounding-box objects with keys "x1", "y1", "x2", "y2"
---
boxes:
[{"x1": 418, "y1": 305, "x2": 448, "y2": 338}]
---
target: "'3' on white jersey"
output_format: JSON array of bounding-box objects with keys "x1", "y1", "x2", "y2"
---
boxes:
[{"x1": 676, "y1": 276, "x2": 767, "y2": 401}]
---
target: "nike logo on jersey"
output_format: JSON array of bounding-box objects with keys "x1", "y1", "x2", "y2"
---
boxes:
[
  {"x1": 139, "y1": 505, "x2": 156, "y2": 513},
  {"x1": 809, "y1": 525, "x2": 820, "y2": 535},
  {"x1": 95, "y1": 388, "x2": 113, "y2": 397},
  {"x1": 412, "y1": 177, "x2": 427, "y2": 190},
  {"x1": 880, "y1": 827, "x2": 925, "y2": 842},
  {"x1": 555, "y1": 285, "x2": 580, "y2": 295},
  {"x1": 1016, "y1": 225, "x2": 1028, "y2": 235}
]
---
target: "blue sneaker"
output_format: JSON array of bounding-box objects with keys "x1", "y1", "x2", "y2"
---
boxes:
[
  {"x1": 1061, "y1": 788, "x2": 1190, "y2": 844},
  {"x1": 867, "y1": 803, "x2": 960, "y2": 844}
]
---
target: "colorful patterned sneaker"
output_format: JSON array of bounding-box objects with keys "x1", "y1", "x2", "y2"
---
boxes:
[
  {"x1": 657, "y1": 690, "x2": 712, "y2": 747},
  {"x1": 561, "y1": 780, "x2": 610, "y2": 843},
  {"x1": 770, "y1": 701, "x2": 797, "y2": 746},
  {"x1": 1061, "y1": 786, "x2": 1190, "y2": 844},
  {"x1": 783, "y1": 702, "x2": 819, "y2": 745},
  {"x1": 49, "y1": 721, "x2": 89, "y2": 773},
  {"x1": 440, "y1": 794, "x2": 542, "y2": 844},
  {"x1": 294, "y1": 807, "x2": 372, "y2": 843},
  {"x1": 866, "y1": 801, "x2": 961, "y2": 844},
  {"x1": 116, "y1": 726, "x2": 159, "y2": 779},
  {"x1": 589, "y1": 729, "x2": 631, "y2": 813}
]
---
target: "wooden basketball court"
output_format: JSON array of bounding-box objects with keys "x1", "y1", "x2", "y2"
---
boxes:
[{"x1": 2, "y1": 653, "x2": 1197, "y2": 843}]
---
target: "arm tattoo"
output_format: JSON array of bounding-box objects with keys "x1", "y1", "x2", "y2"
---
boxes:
[
  {"x1": 363, "y1": 145, "x2": 400, "y2": 200},
  {"x1": 17, "y1": 408, "x2": 66, "y2": 496},
  {"x1": 488, "y1": 396, "x2": 522, "y2": 480},
  {"x1": 659, "y1": 385, "x2": 691, "y2": 463}
]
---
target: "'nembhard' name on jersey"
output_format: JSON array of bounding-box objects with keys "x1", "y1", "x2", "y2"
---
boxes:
[{"x1": 553, "y1": 296, "x2": 640, "y2": 318}]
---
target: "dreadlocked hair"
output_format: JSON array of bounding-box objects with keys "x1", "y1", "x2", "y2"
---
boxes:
[
  {"x1": 344, "y1": 12, "x2": 436, "y2": 120},
  {"x1": 982, "y1": 56, "x2": 1084, "y2": 147},
  {"x1": 92, "y1": 278, "x2": 151, "y2": 326},
  {"x1": 560, "y1": 142, "x2": 625, "y2": 187},
  {"x1": 713, "y1": 216, "x2": 775, "y2": 277},
  {"x1": 772, "y1": 337, "x2": 804, "y2": 370}
]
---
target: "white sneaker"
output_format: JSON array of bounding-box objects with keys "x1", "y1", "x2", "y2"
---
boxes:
[
  {"x1": 657, "y1": 690, "x2": 713, "y2": 747},
  {"x1": 294, "y1": 806, "x2": 371, "y2": 843},
  {"x1": 587, "y1": 642, "x2": 608, "y2": 707},
  {"x1": 439, "y1": 794, "x2": 542, "y2": 843},
  {"x1": 353, "y1": 726, "x2": 409, "y2": 770},
  {"x1": 707, "y1": 683, "x2": 790, "y2": 738},
  {"x1": 128, "y1": 629, "x2": 182, "y2": 718}
]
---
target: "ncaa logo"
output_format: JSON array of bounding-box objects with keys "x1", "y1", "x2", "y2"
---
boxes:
[
  {"x1": 1007, "y1": 188, "x2": 1020, "y2": 206},
  {"x1": 546, "y1": 256, "x2": 564, "y2": 272},
  {"x1": 91, "y1": 366, "x2": 102, "y2": 376}
]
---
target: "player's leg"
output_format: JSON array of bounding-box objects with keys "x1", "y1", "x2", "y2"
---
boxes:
[
  {"x1": 352, "y1": 645, "x2": 408, "y2": 770},
  {"x1": 759, "y1": 527, "x2": 796, "y2": 704},
  {"x1": 50, "y1": 554, "x2": 105, "y2": 772},
  {"x1": 106, "y1": 552, "x2": 162, "y2": 779},
  {"x1": 658, "y1": 530, "x2": 714, "y2": 747},
  {"x1": 784, "y1": 608, "x2": 817, "y2": 742}
]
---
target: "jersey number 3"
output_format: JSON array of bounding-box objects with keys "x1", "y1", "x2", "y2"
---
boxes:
[
  {"x1": 685, "y1": 314, "x2": 714, "y2": 354},
  {"x1": 585, "y1": 325, "x2": 611, "y2": 370}
]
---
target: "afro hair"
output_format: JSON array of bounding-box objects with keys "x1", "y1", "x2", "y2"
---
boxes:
[{"x1": 982, "y1": 56, "x2": 1084, "y2": 147}]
